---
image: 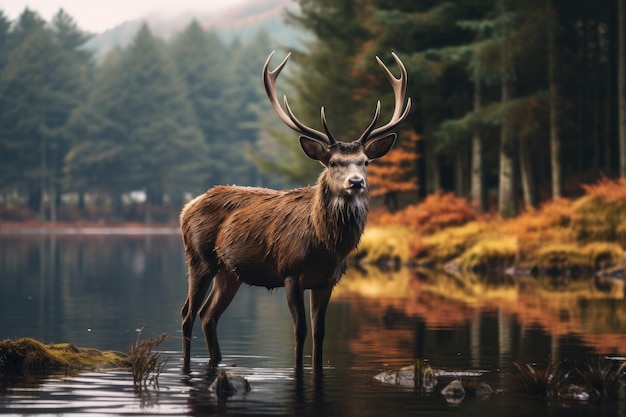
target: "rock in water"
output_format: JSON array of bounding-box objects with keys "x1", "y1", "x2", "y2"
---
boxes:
[
  {"x1": 441, "y1": 380, "x2": 465, "y2": 404},
  {"x1": 372, "y1": 360, "x2": 436, "y2": 391},
  {"x1": 474, "y1": 382, "x2": 494, "y2": 398},
  {"x1": 210, "y1": 370, "x2": 251, "y2": 398},
  {"x1": 373, "y1": 365, "x2": 415, "y2": 387}
]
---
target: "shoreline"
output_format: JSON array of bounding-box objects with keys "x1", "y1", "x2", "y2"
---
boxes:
[{"x1": 0, "y1": 222, "x2": 180, "y2": 236}]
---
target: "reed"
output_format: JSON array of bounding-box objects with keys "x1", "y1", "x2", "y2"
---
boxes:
[
  {"x1": 576, "y1": 357, "x2": 626, "y2": 399},
  {"x1": 511, "y1": 361, "x2": 567, "y2": 397},
  {"x1": 128, "y1": 330, "x2": 168, "y2": 390}
]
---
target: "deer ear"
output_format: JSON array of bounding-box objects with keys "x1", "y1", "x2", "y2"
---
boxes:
[
  {"x1": 364, "y1": 133, "x2": 397, "y2": 160},
  {"x1": 300, "y1": 136, "x2": 330, "y2": 162}
]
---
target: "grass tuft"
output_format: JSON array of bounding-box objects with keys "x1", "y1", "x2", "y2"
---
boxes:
[
  {"x1": 511, "y1": 361, "x2": 567, "y2": 397},
  {"x1": 576, "y1": 357, "x2": 626, "y2": 399},
  {"x1": 128, "y1": 329, "x2": 168, "y2": 390}
]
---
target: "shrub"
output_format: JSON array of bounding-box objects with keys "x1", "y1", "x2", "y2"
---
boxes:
[
  {"x1": 419, "y1": 222, "x2": 486, "y2": 264},
  {"x1": 355, "y1": 226, "x2": 413, "y2": 265},
  {"x1": 499, "y1": 199, "x2": 577, "y2": 261},
  {"x1": 575, "y1": 177, "x2": 626, "y2": 245},
  {"x1": 372, "y1": 192, "x2": 478, "y2": 234},
  {"x1": 534, "y1": 242, "x2": 623, "y2": 273},
  {"x1": 458, "y1": 237, "x2": 518, "y2": 273},
  {"x1": 581, "y1": 176, "x2": 626, "y2": 203}
]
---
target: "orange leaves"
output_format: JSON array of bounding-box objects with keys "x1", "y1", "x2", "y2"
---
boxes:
[
  {"x1": 372, "y1": 191, "x2": 478, "y2": 233},
  {"x1": 366, "y1": 176, "x2": 626, "y2": 268},
  {"x1": 368, "y1": 130, "x2": 420, "y2": 197},
  {"x1": 581, "y1": 176, "x2": 626, "y2": 204}
]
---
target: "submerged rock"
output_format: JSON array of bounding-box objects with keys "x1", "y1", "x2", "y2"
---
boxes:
[
  {"x1": 441, "y1": 380, "x2": 465, "y2": 404},
  {"x1": 209, "y1": 370, "x2": 251, "y2": 398},
  {"x1": 563, "y1": 384, "x2": 590, "y2": 401},
  {"x1": 473, "y1": 382, "x2": 495, "y2": 398}
]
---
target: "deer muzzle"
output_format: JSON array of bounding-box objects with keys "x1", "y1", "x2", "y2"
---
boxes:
[{"x1": 346, "y1": 176, "x2": 366, "y2": 195}]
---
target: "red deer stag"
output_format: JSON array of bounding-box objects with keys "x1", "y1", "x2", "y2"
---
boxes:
[{"x1": 180, "y1": 51, "x2": 410, "y2": 372}]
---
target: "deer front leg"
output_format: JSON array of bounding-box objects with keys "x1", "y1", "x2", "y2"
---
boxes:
[
  {"x1": 310, "y1": 286, "x2": 332, "y2": 370},
  {"x1": 285, "y1": 277, "x2": 307, "y2": 369}
]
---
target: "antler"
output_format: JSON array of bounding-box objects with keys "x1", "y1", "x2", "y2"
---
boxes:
[
  {"x1": 357, "y1": 52, "x2": 411, "y2": 144},
  {"x1": 263, "y1": 51, "x2": 410, "y2": 147},
  {"x1": 263, "y1": 51, "x2": 337, "y2": 146}
]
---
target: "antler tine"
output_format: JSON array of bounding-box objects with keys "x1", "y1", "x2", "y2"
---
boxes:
[
  {"x1": 358, "y1": 52, "x2": 411, "y2": 144},
  {"x1": 320, "y1": 107, "x2": 337, "y2": 145},
  {"x1": 356, "y1": 101, "x2": 381, "y2": 144},
  {"x1": 263, "y1": 51, "x2": 333, "y2": 145}
]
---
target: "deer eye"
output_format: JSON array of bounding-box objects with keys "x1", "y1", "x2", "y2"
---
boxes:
[{"x1": 329, "y1": 161, "x2": 337, "y2": 167}]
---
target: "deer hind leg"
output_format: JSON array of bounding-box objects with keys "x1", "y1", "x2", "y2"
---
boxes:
[
  {"x1": 310, "y1": 286, "x2": 332, "y2": 370},
  {"x1": 285, "y1": 278, "x2": 307, "y2": 369},
  {"x1": 181, "y1": 262, "x2": 217, "y2": 373},
  {"x1": 199, "y1": 269, "x2": 241, "y2": 366}
]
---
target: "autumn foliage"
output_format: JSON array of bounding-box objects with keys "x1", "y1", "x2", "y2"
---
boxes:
[
  {"x1": 365, "y1": 177, "x2": 626, "y2": 274},
  {"x1": 368, "y1": 130, "x2": 420, "y2": 198},
  {"x1": 371, "y1": 191, "x2": 479, "y2": 234}
]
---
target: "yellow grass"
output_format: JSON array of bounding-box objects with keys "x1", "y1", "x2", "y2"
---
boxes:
[
  {"x1": 459, "y1": 237, "x2": 518, "y2": 273},
  {"x1": 0, "y1": 338, "x2": 125, "y2": 372},
  {"x1": 355, "y1": 225, "x2": 413, "y2": 264},
  {"x1": 363, "y1": 177, "x2": 626, "y2": 272},
  {"x1": 419, "y1": 222, "x2": 487, "y2": 264}
]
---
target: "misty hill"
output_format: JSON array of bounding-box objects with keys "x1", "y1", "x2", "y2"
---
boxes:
[{"x1": 86, "y1": 0, "x2": 302, "y2": 56}]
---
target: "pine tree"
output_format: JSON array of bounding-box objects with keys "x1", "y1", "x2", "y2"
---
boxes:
[
  {"x1": 170, "y1": 22, "x2": 229, "y2": 185},
  {"x1": 222, "y1": 29, "x2": 274, "y2": 186},
  {"x1": 0, "y1": 11, "x2": 10, "y2": 70},
  {"x1": 255, "y1": 0, "x2": 374, "y2": 185},
  {"x1": 0, "y1": 19, "x2": 83, "y2": 220},
  {"x1": 65, "y1": 24, "x2": 207, "y2": 222}
]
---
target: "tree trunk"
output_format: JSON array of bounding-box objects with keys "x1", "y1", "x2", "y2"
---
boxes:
[
  {"x1": 498, "y1": 81, "x2": 515, "y2": 216},
  {"x1": 455, "y1": 151, "x2": 464, "y2": 197},
  {"x1": 471, "y1": 73, "x2": 485, "y2": 211},
  {"x1": 619, "y1": 0, "x2": 626, "y2": 177},
  {"x1": 49, "y1": 145, "x2": 57, "y2": 224},
  {"x1": 519, "y1": 137, "x2": 536, "y2": 208},
  {"x1": 548, "y1": 0, "x2": 562, "y2": 198},
  {"x1": 28, "y1": 187, "x2": 42, "y2": 216},
  {"x1": 39, "y1": 140, "x2": 47, "y2": 221}
]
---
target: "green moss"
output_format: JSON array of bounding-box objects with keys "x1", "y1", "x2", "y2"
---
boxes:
[{"x1": 0, "y1": 338, "x2": 126, "y2": 372}]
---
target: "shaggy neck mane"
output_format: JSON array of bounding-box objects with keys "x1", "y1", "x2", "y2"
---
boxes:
[{"x1": 311, "y1": 172, "x2": 369, "y2": 256}]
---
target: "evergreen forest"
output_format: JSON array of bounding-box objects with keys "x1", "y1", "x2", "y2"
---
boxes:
[
  {"x1": 0, "y1": 8, "x2": 279, "y2": 223},
  {"x1": 1, "y1": 0, "x2": 625, "y2": 223}
]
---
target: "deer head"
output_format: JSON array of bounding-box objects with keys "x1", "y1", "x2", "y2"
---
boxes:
[{"x1": 263, "y1": 51, "x2": 411, "y2": 197}]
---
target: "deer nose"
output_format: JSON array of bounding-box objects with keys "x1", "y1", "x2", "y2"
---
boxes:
[{"x1": 349, "y1": 177, "x2": 365, "y2": 189}]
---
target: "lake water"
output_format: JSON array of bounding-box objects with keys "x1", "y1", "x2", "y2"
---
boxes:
[{"x1": 0, "y1": 232, "x2": 625, "y2": 416}]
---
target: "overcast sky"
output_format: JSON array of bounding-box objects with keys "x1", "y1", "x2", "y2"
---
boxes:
[{"x1": 0, "y1": 0, "x2": 250, "y2": 33}]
